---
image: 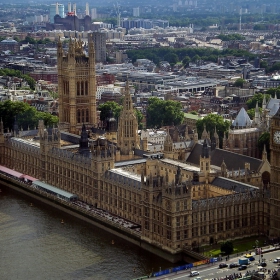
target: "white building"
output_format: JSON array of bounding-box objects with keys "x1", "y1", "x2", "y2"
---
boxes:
[
  {"x1": 141, "y1": 129, "x2": 167, "y2": 144},
  {"x1": 133, "y1": 7, "x2": 140, "y2": 17}
]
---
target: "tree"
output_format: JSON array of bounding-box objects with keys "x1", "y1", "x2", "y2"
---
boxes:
[
  {"x1": 196, "y1": 114, "x2": 230, "y2": 148},
  {"x1": 98, "y1": 101, "x2": 122, "y2": 122},
  {"x1": 233, "y1": 78, "x2": 246, "y2": 88},
  {"x1": 246, "y1": 93, "x2": 270, "y2": 110},
  {"x1": 134, "y1": 109, "x2": 144, "y2": 129},
  {"x1": 146, "y1": 97, "x2": 184, "y2": 128},
  {"x1": 0, "y1": 100, "x2": 58, "y2": 131},
  {"x1": 182, "y1": 56, "x2": 191, "y2": 68},
  {"x1": 220, "y1": 241, "x2": 234, "y2": 255},
  {"x1": 247, "y1": 107, "x2": 262, "y2": 119}
]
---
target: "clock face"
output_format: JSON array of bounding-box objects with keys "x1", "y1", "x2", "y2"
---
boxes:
[{"x1": 274, "y1": 131, "x2": 280, "y2": 144}]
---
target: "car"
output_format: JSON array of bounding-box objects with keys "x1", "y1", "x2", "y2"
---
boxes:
[
  {"x1": 273, "y1": 257, "x2": 280, "y2": 263},
  {"x1": 238, "y1": 265, "x2": 247, "y2": 270},
  {"x1": 229, "y1": 263, "x2": 239, "y2": 268},
  {"x1": 190, "y1": 271, "x2": 199, "y2": 277},
  {"x1": 219, "y1": 263, "x2": 228, "y2": 268},
  {"x1": 194, "y1": 277, "x2": 202, "y2": 280},
  {"x1": 249, "y1": 256, "x2": 255, "y2": 261},
  {"x1": 261, "y1": 262, "x2": 267, "y2": 267}
]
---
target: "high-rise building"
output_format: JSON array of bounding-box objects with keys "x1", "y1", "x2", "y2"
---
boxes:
[
  {"x1": 133, "y1": 7, "x2": 140, "y2": 17},
  {"x1": 88, "y1": 32, "x2": 106, "y2": 63},
  {"x1": 49, "y1": 3, "x2": 65, "y2": 24},
  {"x1": 57, "y1": 37, "x2": 97, "y2": 134},
  {"x1": 91, "y1": 8, "x2": 97, "y2": 19}
]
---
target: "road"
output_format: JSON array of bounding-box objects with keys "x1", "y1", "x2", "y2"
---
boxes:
[{"x1": 154, "y1": 249, "x2": 280, "y2": 280}]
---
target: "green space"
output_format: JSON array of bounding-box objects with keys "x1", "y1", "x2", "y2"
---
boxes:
[{"x1": 202, "y1": 236, "x2": 267, "y2": 258}]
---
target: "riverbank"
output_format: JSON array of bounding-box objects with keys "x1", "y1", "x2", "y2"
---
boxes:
[{"x1": 0, "y1": 174, "x2": 188, "y2": 263}]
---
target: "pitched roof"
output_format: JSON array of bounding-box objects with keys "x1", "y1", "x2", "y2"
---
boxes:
[
  {"x1": 232, "y1": 107, "x2": 252, "y2": 127},
  {"x1": 187, "y1": 143, "x2": 262, "y2": 171}
]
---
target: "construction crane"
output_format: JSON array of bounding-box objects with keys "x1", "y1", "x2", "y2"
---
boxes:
[{"x1": 114, "y1": 2, "x2": 121, "y2": 27}]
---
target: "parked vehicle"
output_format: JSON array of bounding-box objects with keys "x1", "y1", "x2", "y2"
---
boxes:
[
  {"x1": 239, "y1": 258, "x2": 250, "y2": 265},
  {"x1": 229, "y1": 263, "x2": 239, "y2": 268},
  {"x1": 238, "y1": 265, "x2": 247, "y2": 271},
  {"x1": 249, "y1": 256, "x2": 255, "y2": 261},
  {"x1": 273, "y1": 257, "x2": 280, "y2": 263},
  {"x1": 190, "y1": 271, "x2": 199, "y2": 277},
  {"x1": 219, "y1": 263, "x2": 228, "y2": 268},
  {"x1": 261, "y1": 262, "x2": 267, "y2": 267}
]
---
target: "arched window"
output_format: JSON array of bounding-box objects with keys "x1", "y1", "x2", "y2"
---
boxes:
[{"x1": 86, "y1": 109, "x2": 89, "y2": 122}]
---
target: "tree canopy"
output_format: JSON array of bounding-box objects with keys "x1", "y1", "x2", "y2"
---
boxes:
[
  {"x1": 217, "y1": 34, "x2": 245, "y2": 41},
  {"x1": 220, "y1": 241, "x2": 234, "y2": 255},
  {"x1": 233, "y1": 78, "x2": 246, "y2": 88},
  {"x1": 196, "y1": 114, "x2": 230, "y2": 147},
  {"x1": 0, "y1": 68, "x2": 36, "y2": 90},
  {"x1": 98, "y1": 101, "x2": 122, "y2": 122},
  {"x1": 146, "y1": 97, "x2": 184, "y2": 128},
  {"x1": 126, "y1": 47, "x2": 256, "y2": 67},
  {"x1": 0, "y1": 100, "x2": 58, "y2": 131},
  {"x1": 246, "y1": 93, "x2": 270, "y2": 110}
]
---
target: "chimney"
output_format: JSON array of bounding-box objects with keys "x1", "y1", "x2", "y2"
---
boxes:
[
  {"x1": 56, "y1": 2, "x2": 59, "y2": 15},
  {"x1": 86, "y1": 2, "x2": 89, "y2": 16}
]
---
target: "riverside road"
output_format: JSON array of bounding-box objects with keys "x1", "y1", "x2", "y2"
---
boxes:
[{"x1": 154, "y1": 248, "x2": 280, "y2": 280}]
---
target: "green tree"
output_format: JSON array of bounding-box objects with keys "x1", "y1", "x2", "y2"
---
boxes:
[
  {"x1": 220, "y1": 241, "x2": 234, "y2": 255},
  {"x1": 182, "y1": 56, "x2": 191, "y2": 68},
  {"x1": 247, "y1": 107, "x2": 263, "y2": 119},
  {"x1": 0, "y1": 100, "x2": 58, "y2": 131},
  {"x1": 146, "y1": 97, "x2": 184, "y2": 128},
  {"x1": 134, "y1": 109, "x2": 144, "y2": 129},
  {"x1": 233, "y1": 78, "x2": 246, "y2": 88},
  {"x1": 98, "y1": 101, "x2": 122, "y2": 122},
  {"x1": 258, "y1": 132, "x2": 270, "y2": 161},
  {"x1": 196, "y1": 114, "x2": 230, "y2": 148},
  {"x1": 246, "y1": 93, "x2": 270, "y2": 110}
]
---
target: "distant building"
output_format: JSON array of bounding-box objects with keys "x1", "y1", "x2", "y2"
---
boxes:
[
  {"x1": 0, "y1": 38, "x2": 19, "y2": 53},
  {"x1": 49, "y1": 3, "x2": 65, "y2": 24},
  {"x1": 133, "y1": 7, "x2": 140, "y2": 17},
  {"x1": 88, "y1": 32, "x2": 106, "y2": 63}
]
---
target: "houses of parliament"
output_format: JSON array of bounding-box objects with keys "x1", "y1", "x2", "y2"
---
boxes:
[{"x1": 0, "y1": 36, "x2": 279, "y2": 262}]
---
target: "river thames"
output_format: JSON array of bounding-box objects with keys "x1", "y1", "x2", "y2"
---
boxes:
[{"x1": 0, "y1": 185, "x2": 173, "y2": 280}]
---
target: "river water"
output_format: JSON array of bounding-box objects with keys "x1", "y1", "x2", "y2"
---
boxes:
[{"x1": 0, "y1": 185, "x2": 173, "y2": 280}]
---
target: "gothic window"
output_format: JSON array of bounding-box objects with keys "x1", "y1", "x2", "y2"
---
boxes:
[
  {"x1": 82, "y1": 109, "x2": 85, "y2": 123},
  {"x1": 86, "y1": 109, "x2": 89, "y2": 122},
  {"x1": 184, "y1": 230, "x2": 188, "y2": 239},
  {"x1": 166, "y1": 216, "x2": 171, "y2": 226},
  {"x1": 77, "y1": 81, "x2": 80, "y2": 95},
  {"x1": 176, "y1": 201, "x2": 180, "y2": 211},
  {"x1": 176, "y1": 217, "x2": 180, "y2": 227},
  {"x1": 167, "y1": 230, "x2": 171, "y2": 240},
  {"x1": 77, "y1": 110, "x2": 81, "y2": 123},
  {"x1": 176, "y1": 231, "x2": 180, "y2": 241},
  {"x1": 85, "y1": 81, "x2": 88, "y2": 95},
  {"x1": 81, "y1": 81, "x2": 84, "y2": 95}
]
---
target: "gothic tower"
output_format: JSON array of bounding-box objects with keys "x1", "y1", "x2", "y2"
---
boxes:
[
  {"x1": 117, "y1": 81, "x2": 140, "y2": 156},
  {"x1": 57, "y1": 36, "x2": 97, "y2": 134},
  {"x1": 269, "y1": 107, "x2": 280, "y2": 237}
]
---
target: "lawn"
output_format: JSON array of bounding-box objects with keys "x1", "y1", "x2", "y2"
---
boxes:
[{"x1": 202, "y1": 236, "x2": 267, "y2": 257}]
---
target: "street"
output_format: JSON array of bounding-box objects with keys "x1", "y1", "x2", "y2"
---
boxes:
[{"x1": 154, "y1": 248, "x2": 280, "y2": 280}]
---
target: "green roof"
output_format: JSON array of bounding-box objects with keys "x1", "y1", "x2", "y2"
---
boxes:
[
  {"x1": 33, "y1": 180, "x2": 77, "y2": 199},
  {"x1": 184, "y1": 113, "x2": 202, "y2": 120}
]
